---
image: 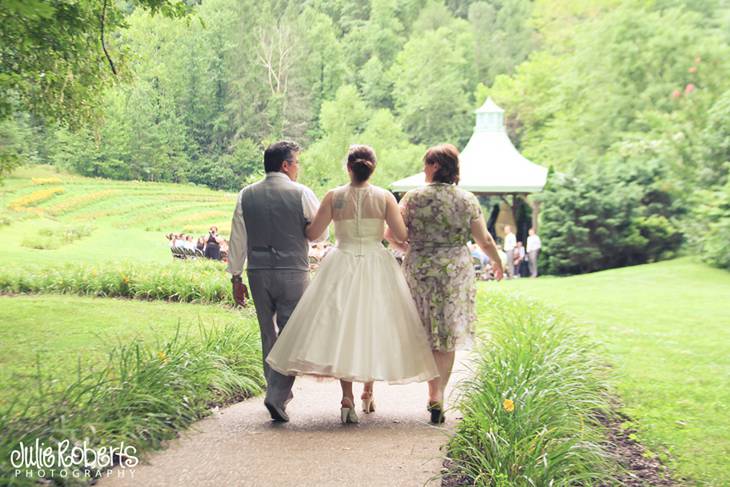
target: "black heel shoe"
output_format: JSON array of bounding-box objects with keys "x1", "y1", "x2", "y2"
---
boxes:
[{"x1": 427, "y1": 401, "x2": 445, "y2": 424}]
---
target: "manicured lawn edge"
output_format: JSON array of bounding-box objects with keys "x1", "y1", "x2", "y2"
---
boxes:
[{"x1": 0, "y1": 322, "x2": 264, "y2": 486}]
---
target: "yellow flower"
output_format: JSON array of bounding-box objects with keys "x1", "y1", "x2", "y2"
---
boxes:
[
  {"x1": 157, "y1": 351, "x2": 169, "y2": 363},
  {"x1": 503, "y1": 399, "x2": 515, "y2": 413},
  {"x1": 122, "y1": 276, "x2": 129, "y2": 284}
]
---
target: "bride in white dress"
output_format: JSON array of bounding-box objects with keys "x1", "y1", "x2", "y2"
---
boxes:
[{"x1": 266, "y1": 145, "x2": 439, "y2": 423}]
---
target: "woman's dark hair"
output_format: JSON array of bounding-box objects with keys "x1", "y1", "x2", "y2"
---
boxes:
[
  {"x1": 346, "y1": 144, "x2": 377, "y2": 183},
  {"x1": 264, "y1": 140, "x2": 301, "y2": 173},
  {"x1": 424, "y1": 144, "x2": 460, "y2": 185}
]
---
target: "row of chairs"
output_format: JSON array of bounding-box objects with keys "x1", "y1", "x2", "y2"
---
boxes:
[{"x1": 171, "y1": 246, "x2": 205, "y2": 259}]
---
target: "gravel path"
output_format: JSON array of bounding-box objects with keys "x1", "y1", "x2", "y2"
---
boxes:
[{"x1": 98, "y1": 352, "x2": 470, "y2": 487}]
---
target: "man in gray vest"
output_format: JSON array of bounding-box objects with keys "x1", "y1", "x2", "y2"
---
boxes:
[{"x1": 227, "y1": 140, "x2": 325, "y2": 422}]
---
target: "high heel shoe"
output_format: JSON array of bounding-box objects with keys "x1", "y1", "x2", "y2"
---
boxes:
[
  {"x1": 427, "y1": 401, "x2": 445, "y2": 424},
  {"x1": 340, "y1": 398, "x2": 359, "y2": 424},
  {"x1": 361, "y1": 392, "x2": 375, "y2": 414}
]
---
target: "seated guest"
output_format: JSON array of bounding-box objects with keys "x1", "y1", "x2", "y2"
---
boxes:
[
  {"x1": 204, "y1": 226, "x2": 221, "y2": 260},
  {"x1": 173, "y1": 234, "x2": 187, "y2": 248},
  {"x1": 513, "y1": 241, "x2": 526, "y2": 277},
  {"x1": 309, "y1": 242, "x2": 326, "y2": 260},
  {"x1": 184, "y1": 235, "x2": 196, "y2": 251},
  {"x1": 497, "y1": 249, "x2": 508, "y2": 275},
  {"x1": 219, "y1": 238, "x2": 229, "y2": 262},
  {"x1": 196, "y1": 236, "x2": 206, "y2": 251},
  {"x1": 322, "y1": 241, "x2": 334, "y2": 258},
  {"x1": 469, "y1": 241, "x2": 489, "y2": 267}
]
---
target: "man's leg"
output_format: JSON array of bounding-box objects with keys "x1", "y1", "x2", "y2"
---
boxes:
[
  {"x1": 528, "y1": 250, "x2": 537, "y2": 277},
  {"x1": 246, "y1": 271, "x2": 277, "y2": 394},
  {"x1": 505, "y1": 249, "x2": 514, "y2": 278},
  {"x1": 266, "y1": 270, "x2": 309, "y2": 408}
]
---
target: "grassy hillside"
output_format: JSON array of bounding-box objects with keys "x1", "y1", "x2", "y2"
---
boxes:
[
  {"x1": 485, "y1": 258, "x2": 730, "y2": 485},
  {"x1": 0, "y1": 165, "x2": 237, "y2": 266}
]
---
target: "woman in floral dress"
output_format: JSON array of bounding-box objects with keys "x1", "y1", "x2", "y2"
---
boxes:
[{"x1": 394, "y1": 144, "x2": 504, "y2": 423}]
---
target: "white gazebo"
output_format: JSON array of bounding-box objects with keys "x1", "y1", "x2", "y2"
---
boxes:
[{"x1": 390, "y1": 97, "x2": 548, "y2": 233}]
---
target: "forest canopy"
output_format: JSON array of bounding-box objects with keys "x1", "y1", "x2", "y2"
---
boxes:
[{"x1": 2, "y1": 0, "x2": 729, "y2": 272}]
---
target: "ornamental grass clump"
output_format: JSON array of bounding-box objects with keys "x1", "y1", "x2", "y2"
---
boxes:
[
  {"x1": 0, "y1": 322, "x2": 264, "y2": 486},
  {"x1": 448, "y1": 292, "x2": 617, "y2": 486}
]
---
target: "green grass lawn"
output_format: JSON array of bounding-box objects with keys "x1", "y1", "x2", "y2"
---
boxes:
[
  {"x1": 0, "y1": 294, "x2": 258, "y2": 405},
  {"x1": 0, "y1": 165, "x2": 237, "y2": 266},
  {"x1": 480, "y1": 258, "x2": 730, "y2": 485}
]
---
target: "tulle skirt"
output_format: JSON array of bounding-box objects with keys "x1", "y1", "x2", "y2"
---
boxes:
[{"x1": 266, "y1": 243, "x2": 439, "y2": 384}]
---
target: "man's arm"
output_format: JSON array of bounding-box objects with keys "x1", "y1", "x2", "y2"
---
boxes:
[
  {"x1": 226, "y1": 191, "x2": 248, "y2": 276},
  {"x1": 302, "y1": 187, "x2": 328, "y2": 242}
]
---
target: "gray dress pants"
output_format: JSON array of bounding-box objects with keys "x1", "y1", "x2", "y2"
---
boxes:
[
  {"x1": 505, "y1": 249, "x2": 515, "y2": 278},
  {"x1": 528, "y1": 250, "x2": 539, "y2": 277},
  {"x1": 247, "y1": 269, "x2": 309, "y2": 409}
]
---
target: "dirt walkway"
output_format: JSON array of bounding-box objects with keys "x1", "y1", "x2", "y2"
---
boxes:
[{"x1": 99, "y1": 352, "x2": 470, "y2": 487}]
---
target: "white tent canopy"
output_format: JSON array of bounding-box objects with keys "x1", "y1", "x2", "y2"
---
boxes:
[{"x1": 390, "y1": 98, "x2": 548, "y2": 194}]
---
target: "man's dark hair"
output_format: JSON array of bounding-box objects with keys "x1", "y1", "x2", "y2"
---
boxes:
[{"x1": 264, "y1": 140, "x2": 301, "y2": 173}]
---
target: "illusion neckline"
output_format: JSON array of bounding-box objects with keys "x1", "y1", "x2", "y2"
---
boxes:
[{"x1": 348, "y1": 183, "x2": 371, "y2": 189}]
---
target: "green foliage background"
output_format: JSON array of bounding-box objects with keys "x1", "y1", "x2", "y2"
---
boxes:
[{"x1": 2, "y1": 0, "x2": 729, "y2": 271}]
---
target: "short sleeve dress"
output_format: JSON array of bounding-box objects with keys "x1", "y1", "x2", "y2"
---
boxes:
[{"x1": 400, "y1": 183, "x2": 483, "y2": 352}]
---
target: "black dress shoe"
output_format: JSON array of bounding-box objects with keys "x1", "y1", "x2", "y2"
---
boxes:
[
  {"x1": 427, "y1": 402, "x2": 445, "y2": 424},
  {"x1": 264, "y1": 401, "x2": 289, "y2": 422}
]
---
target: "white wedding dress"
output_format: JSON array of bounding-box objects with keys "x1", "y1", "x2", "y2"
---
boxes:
[{"x1": 266, "y1": 184, "x2": 439, "y2": 384}]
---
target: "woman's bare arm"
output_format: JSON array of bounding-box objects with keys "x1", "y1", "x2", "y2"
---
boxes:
[
  {"x1": 471, "y1": 215, "x2": 503, "y2": 279},
  {"x1": 305, "y1": 191, "x2": 333, "y2": 241},
  {"x1": 384, "y1": 192, "x2": 408, "y2": 243}
]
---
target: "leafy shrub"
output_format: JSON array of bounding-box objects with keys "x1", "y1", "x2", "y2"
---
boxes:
[
  {"x1": 447, "y1": 292, "x2": 616, "y2": 486},
  {"x1": 693, "y1": 178, "x2": 730, "y2": 270},
  {"x1": 537, "y1": 166, "x2": 683, "y2": 275}
]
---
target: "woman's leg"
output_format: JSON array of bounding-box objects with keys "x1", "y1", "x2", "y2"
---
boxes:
[
  {"x1": 427, "y1": 350, "x2": 456, "y2": 405},
  {"x1": 340, "y1": 379, "x2": 354, "y2": 406},
  {"x1": 361, "y1": 381, "x2": 375, "y2": 412}
]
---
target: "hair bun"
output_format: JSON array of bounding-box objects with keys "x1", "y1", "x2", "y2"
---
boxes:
[{"x1": 353, "y1": 158, "x2": 374, "y2": 168}]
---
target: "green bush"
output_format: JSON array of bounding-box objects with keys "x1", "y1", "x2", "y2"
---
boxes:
[
  {"x1": 693, "y1": 178, "x2": 730, "y2": 270},
  {"x1": 0, "y1": 259, "x2": 233, "y2": 304},
  {"x1": 447, "y1": 292, "x2": 616, "y2": 486},
  {"x1": 0, "y1": 322, "x2": 264, "y2": 486},
  {"x1": 537, "y1": 165, "x2": 683, "y2": 275}
]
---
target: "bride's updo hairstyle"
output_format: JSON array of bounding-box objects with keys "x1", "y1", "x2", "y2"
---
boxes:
[
  {"x1": 424, "y1": 143, "x2": 460, "y2": 185},
  {"x1": 347, "y1": 144, "x2": 377, "y2": 183}
]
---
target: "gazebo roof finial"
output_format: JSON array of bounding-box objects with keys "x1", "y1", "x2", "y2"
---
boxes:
[{"x1": 476, "y1": 96, "x2": 504, "y2": 114}]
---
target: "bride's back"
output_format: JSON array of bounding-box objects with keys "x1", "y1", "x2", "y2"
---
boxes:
[{"x1": 331, "y1": 184, "x2": 387, "y2": 244}]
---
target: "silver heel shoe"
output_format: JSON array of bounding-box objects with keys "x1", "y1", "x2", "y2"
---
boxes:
[
  {"x1": 340, "y1": 398, "x2": 359, "y2": 424},
  {"x1": 361, "y1": 394, "x2": 375, "y2": 414}
]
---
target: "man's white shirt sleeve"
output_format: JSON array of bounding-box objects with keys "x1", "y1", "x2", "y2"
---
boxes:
[
  {"x1": 226, "y1": 191, "x2": 247, "y2": 276},
  {"x1": 302, "y1": 186, "x2": 328, "y2": 242}
]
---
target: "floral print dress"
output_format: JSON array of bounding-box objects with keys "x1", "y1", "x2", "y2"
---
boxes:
[{"x1": 400, "y1": 183, "x2": 482, "y2": 352}]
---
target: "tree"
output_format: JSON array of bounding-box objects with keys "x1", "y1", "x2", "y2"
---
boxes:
[
  {"x1": 300, "y1": 85, "x2": 371, "y2": 194},
  {"x1": 390, "y1": 11, "x2": 476, "y2": 145},
  {"x1": 0, "y1": 0, "x2": 191, "y2": 125},
  {"x1": 468, "y1": 0, "x2": 536, "y2": 85}
]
